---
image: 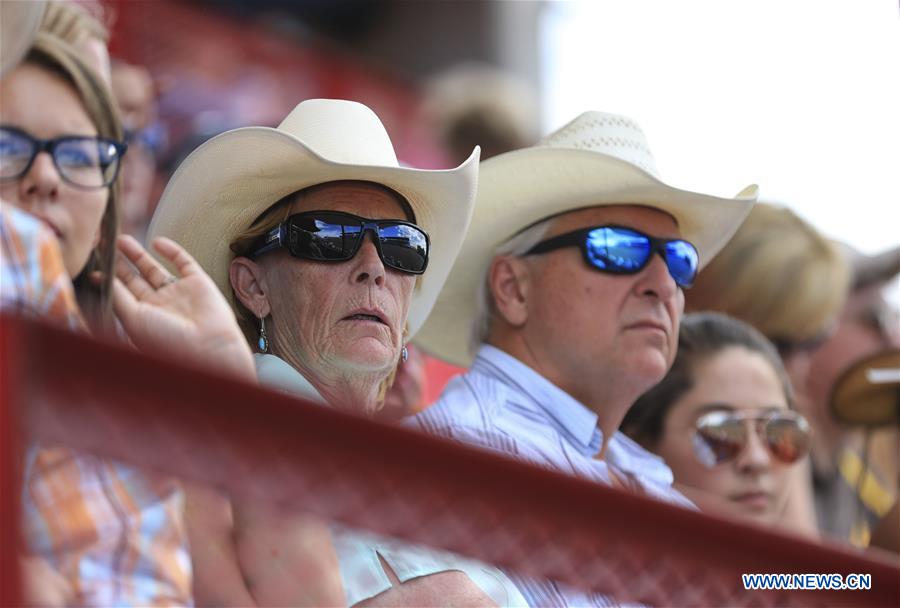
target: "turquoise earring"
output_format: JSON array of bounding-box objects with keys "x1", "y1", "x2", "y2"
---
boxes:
[{"x1": 258, "y1": 316, "x2": 269, "y2": 353}]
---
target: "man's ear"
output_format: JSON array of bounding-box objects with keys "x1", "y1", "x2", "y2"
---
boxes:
[
  {"x1": 230, "y1": 256, "x2": 271, "y2": 318},
  {"x1": 487, "y1": 255, "x2": 531, "y2": 328}
]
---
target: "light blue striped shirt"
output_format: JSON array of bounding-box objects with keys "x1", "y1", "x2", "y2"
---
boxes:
[{"x1": 409, "y1": 344, "x2": 694, "y2": 607}]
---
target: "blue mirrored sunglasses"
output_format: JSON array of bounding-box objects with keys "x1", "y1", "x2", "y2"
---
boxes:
[{"x1": 525, "y1": 225, "x2": 699, "y2": 288}]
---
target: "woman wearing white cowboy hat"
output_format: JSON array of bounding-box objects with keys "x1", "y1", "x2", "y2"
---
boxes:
[{"x1": 149, "y1": 98, "x2": 526, "y2": 607}]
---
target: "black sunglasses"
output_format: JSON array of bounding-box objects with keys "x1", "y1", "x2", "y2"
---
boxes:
[
  {"x1": 0, "y1": 126, "x2": 127, "y2": 190},
  {"x1": 251, "y1": 210, "x2": 430, "y2": 275},
  {"x1": 525, "y1": 225, "x2": 700, "y2": 288}
]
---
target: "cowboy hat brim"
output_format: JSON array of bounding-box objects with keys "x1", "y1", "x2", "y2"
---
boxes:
[
  {"x1": 414, "y1": 147, "x2": 757, "y2": 367},
  {"x1": 830, "y1": 349, "x2": 900, "y2": 427},
  {"x1": 147, "y1": 126, "x2": 479, "y2": 338},
  {"x1": 0, "y1": 0, "x2": 46, "y2": 76}
]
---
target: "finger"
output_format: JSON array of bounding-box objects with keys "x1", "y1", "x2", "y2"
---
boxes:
[
  {"x1": 118, "y1": 234, "x2": 176, "y2": 289},
  {"x1": 115, "y1": 247, "x2": 155, "y2": 301},
  {"x1": 151, "y1": 236, "x2": 204, "y2": 279},
  {"x1": 110, "y1": 276, "x2": 139, "y2": 321}
]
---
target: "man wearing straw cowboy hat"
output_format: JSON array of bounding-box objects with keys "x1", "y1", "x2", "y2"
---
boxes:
[{"x1": 410, "y1": 111, "x2": 757, "y2": 605}]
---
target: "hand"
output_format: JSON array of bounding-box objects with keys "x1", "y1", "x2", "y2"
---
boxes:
[
  {"x1": 112, "y1": 235, "x2": 256, "y2": 383},
  {"x1": 21, "y1": 556, "x2": 73, "y2": 607}
]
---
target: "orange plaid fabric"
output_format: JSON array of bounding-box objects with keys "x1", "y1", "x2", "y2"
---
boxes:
[
  {"x1": 2, "y1": 204, "x2": 193, "y2": 606},
  {"x1": 0, "y1": 204, "x2": 81, "y2": 329},
  {"x1": 22, "y1": 447, "x2": 192, "y2": 606}
]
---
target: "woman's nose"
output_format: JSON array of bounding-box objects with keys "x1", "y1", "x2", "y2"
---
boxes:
[
  {"x1": 735, "y1": 426, "x2": 772, "y2": 473},
  {"x1": 353, "y1": 234, "x2": 386, "y2": 287},
  {"x1": 19, "y1": 152, "x2": 61, "y2": 201}
]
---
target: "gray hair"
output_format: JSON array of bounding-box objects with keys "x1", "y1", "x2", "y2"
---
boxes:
[{"x1": 470, "y1": 218, "x2": 553, "y2": 353}]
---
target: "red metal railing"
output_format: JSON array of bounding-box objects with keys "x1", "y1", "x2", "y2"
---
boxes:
[{"x1": 3, "y1": 314, "x2": 898, "y2": 607}]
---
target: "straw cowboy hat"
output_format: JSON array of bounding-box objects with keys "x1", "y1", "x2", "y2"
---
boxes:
[
  {"x1": 842, "y1": 243, "x2": 900, "y2": 290},
  {"x1": 415, "y1": 110, "x2": 758, "y2": 366},
  {"x1": 831, "y1": 349, "x2": 900, "y2": 427},
  {"x1": 0, "y1": 0, "x2": 46, "y2": 75},
  {"x1": 147, "y1": 98, "x2": 479, "y2": 337}
]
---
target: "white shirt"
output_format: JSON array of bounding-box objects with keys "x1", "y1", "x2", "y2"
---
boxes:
[
  {"x1": 254, "y1": 354, "x2": 528, "y2": 607},
  {"x1": 409, "y1": 345, "x2": 695, "y2": 606}
]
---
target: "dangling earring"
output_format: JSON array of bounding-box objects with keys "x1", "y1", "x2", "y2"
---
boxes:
[
  {"x1": 258, "y1": 316, "x2": 269, "y2": 353},
  {"x1": 401, "y1": 345, "x2": 409, "y2": 364}
]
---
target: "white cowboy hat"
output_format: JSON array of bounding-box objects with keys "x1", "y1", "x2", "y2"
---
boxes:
[
  {"x1": 147, "y1": 98, "x2": 479, "y2": 338},
  {"x1": 0, "y1": 0, "x2": 46, "y2": 76},
  {"x1": 415, "y1": 110, "x2": 758, "y2": 367}
]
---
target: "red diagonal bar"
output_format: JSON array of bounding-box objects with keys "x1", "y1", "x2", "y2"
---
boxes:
[
  {"x1": 5, "y1": 314, "x2": 899, "y2": 606},
  {"x1": 0, "y1": 316, "x2": 23, "y2": 607}
]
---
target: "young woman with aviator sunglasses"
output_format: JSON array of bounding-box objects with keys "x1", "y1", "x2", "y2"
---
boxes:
[{"x1": 623, "y1": 312, "x2": 813, "y2": 527}]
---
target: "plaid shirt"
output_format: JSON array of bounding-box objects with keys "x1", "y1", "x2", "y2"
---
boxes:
[
  {"x1": 0, "y1": 204, "x2": 82, "y2": 329},
  {"x1": 2, "y1": 204, "x2": 193, "y2": 606}
]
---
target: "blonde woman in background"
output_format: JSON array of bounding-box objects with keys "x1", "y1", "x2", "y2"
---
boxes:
[
  {"x1": 687, "y1": 202, "x2": 849, "y2": 353},
  {"x1": 40, "y1": 0, "x2": 111, "y2": 85},
  {"x1": 685, "y1": 201, "x2": 851, "y2": 537}
]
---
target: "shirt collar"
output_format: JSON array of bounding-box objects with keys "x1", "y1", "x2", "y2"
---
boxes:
[
  {"x1": 472, "y1": 344, "x2": 601, "y2": 454},
  {"x1": 254, "y1": 353, "x2": 327, "y2": 405},
  {"x1": 471, "y1": 345, "x2": 675, "y2": 485},
  {"x1": 606, "y1": 430, "x2": 675, "y2": 485}
]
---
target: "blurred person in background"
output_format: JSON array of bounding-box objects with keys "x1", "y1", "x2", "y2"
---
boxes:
[
  {"x1": 805, "y1": 245, "x2": 900, "y2": 546},
  {"x1": 410, "y1": 110, "x2": 756, "y2": 606},
  {"x1": 150, "y1": 98, "x2": 528, "y2": 607},
  {"x1": 414, "y1": 63, "x2": 542, "y2": 408},
  {"x1": 870, "y1": 498, "x2": 900, "y2": 555},
  {"x1": 111, "y1": 59, "x2": 165, "y2": 240},
  {"x1": 2, "y1": 28, "x2": 256, "y2": 606},
  {"x1": 623, "y1": 313, "x2": 813, "y2": 530},
  {"x1": 378, "y1": 342, "x2": 429, "y2": 421},
  {"x1": 829, "y1": 347, "x2": 900, "y2": 556},
  {"x1": 423, "y1": 62, "x2": 539, "y2": 165},
  {"x1": 40, "y1": 0, "x2": 111, "y2": 85},
  {"x1": 685, "y1": 201, "x2": 850, "y2": 537}
]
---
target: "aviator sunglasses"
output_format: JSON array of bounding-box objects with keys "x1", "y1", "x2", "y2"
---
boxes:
[
  {"x1": 692, "y1": 410, "x2": 812, "y2": 468},
  {"x1": 525, "y1": 225, "x2": 700, "y2": 288},
  {"x1": 251, "y1": 210, "x2": 430, "y2": 274}
]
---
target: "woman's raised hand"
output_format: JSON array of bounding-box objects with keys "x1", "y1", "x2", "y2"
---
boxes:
[{"x1": 112, "y1": 234, "x2": 256, "y2": 383}]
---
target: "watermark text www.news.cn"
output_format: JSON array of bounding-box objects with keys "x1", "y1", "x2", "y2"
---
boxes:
[{"x1": 742, "y1": 573, "x2": 872, "y2": 591}]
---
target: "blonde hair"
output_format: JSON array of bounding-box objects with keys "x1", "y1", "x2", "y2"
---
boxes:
[
  {"x1": 425, "y1": 63, "x2": 539, "y2": 163},
  {"x1": 686, "y1": 202, "x2": 850, "y2": 347},
  {"x1": 41, "y1": 1, "x2": 109, "y2": 46},
  {"x1": 25, "y1": 33, "x2": 122, "y2": 332},
  {"x1": 228, "y1": 193, "x2": 297, "y2": 342}
]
